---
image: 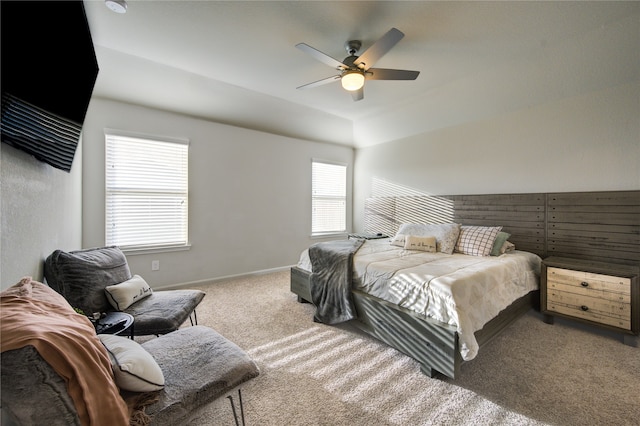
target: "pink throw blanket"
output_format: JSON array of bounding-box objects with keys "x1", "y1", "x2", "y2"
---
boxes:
[{"x1": 1, "y1": 277, "x2": 130, "y2": 425}]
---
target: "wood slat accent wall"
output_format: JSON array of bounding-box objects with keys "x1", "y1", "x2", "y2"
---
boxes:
[
  {"x1": 363, "y1": 190, "x2": 639, "y2": 266},
  {"x1": 546, "y1": 191, "x2": 640, "y2": 266},
  {"x1": 449, "y1": 193, "x2": 546, "y2": 257}
]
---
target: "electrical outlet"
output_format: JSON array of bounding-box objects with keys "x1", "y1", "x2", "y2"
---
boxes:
[{"x1": 151, "y1": 260, "x2": 160, "y2": 271}]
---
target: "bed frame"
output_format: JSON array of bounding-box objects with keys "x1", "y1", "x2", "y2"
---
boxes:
[
  {"x1": 290, "y1": 190, "x2": 639, "y2": 379},
  {"x1": 292, "y1": 266, "x2": 537, "y2": 378}
]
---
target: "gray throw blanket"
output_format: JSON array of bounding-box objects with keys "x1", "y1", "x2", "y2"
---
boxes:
[{"x1": 309, "y1": 238, "x2": 365, "y2": 324}]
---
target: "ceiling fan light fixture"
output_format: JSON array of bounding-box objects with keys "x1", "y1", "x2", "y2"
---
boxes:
[{"x1": 341, "y1": 71, "x2": 365, "y2": 91}]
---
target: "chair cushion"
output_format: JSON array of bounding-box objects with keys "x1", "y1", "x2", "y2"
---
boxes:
[
  {"x1": 44, "y1": 246, "x2": 131, "y2": 315},
  {"x1": 1, "y1": 346, "x2": 81, "y2": 426},
  {"x1": 142, "y1": 326, "x2": 260, "y2": 425},
  {"x1": 125, "y1": 290, "x2": 205, "y2": 335}
]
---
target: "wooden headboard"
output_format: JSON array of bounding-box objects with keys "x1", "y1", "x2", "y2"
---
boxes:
[{"x1": 364, "y1": 190, "x2": 639, "y2": 266}]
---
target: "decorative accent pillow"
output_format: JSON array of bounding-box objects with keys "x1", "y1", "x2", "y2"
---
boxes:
[
  {"x1": 395, "y1": 223, "x2": 461, "y2": 254},
  {"x1": 455, "y1": 226, "x2": 503, "y2": 256},
  {"x1": 404, "y1": 235, "x2": 437, "y2": 252},
  {"x1": 491, "y1": 231, "x2": 511, "y2": 256},
  {"x1": 390, "y1": 234, "x2": 406, "y2": 247},
  {"x1": 105, "y1": 275, "x2": 152, "y2": 311},
  {"x1": 98, "y1": 334, "x2": 165, "y2": 392}
]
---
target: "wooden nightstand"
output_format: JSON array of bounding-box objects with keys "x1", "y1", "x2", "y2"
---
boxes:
[{"x1": 541, "y1": 256, "x2": 639, "y2": 346}]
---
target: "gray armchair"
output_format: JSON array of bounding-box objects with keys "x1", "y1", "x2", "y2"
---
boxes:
[
  {"x1": 1, "y1": 277, "x2": 259, "y2": 426},
  {"x1": 44, "y1": 246, "x2": 205, "y2": 336}
]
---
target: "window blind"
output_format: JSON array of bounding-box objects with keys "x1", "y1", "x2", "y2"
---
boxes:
[
  {"x1": 312, "y1": 161, "x2": 346, "y2": 235},
  {"x1": 105, "y1": 133, "x2": 188, "y2": 251}
]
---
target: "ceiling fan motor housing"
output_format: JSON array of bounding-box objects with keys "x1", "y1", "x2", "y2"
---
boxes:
[
  {"x1": 344, "y1": 40, "x2": 361, "y2": 56},
  {"x1": 341, "y1": 55, "x2": 359, "y2": 69}
]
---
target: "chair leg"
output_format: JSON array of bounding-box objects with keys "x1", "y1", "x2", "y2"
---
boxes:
[
  {"x1": 189, "y1": 309, "x2": 198, "y2": 326},
  {"x1": 238, "y1": 388, "x2": 246, "y2": 425},
  {"x1": 226, "y1": 389, "x2": 246, "y2": 426}
]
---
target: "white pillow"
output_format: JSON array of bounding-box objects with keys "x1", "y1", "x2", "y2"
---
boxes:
[
  {"x1": 455, "y1": 226, "x2": 503, "y2": 256},
  {"x1": 404, "y1": 235, "x2": 437, "y2": 252},
  {"x1": 394, "y1": 223, "x2": 461, "y2": 254},
  {"x1": 105, "y1": 275, "x2": 152, "y2": 310},
  {"x1": 98, "y1": 334, "x2": 165, "y2": 392}
]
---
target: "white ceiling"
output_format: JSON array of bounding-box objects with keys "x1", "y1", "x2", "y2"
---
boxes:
[{"x1": 83, "y1": 1, "x2": 640, "y2": 148}]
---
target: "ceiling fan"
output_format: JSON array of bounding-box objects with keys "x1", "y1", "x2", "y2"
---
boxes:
[{"x1": 296, "y1": 27, "x2": 419, "y2": 102}]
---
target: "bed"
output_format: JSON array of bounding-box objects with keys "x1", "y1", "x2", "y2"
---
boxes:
[
  {"x1": 292, "y1": 223, "x2": 541, "y2": 379},
  {"x1": 290, "y1": 191, "x2": 640, "y2": 379},
  {"x1": 293, "y1": 193, "x2": 548, "y2": 380}
]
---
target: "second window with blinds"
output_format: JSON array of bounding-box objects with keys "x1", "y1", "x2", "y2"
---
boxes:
[
  {"x1": 105, "y1": 131, "x2": 189, "y2": 252},
  {"x1": 311, "y1": 160, "x2": 347, "y2": 236}
]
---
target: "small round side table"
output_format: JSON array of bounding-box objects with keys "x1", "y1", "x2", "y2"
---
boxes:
[{"x1": 95, "y1": 311, "x2": 134, "y2": 339}]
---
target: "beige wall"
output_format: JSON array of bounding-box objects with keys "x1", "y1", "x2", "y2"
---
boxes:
[
  {"x1": 1, "y1": 142, "x2": 82, "y2": 289},
  {"x1": 2, "y1": 81, "x2": 637, "y2": 290},
  {"x1": 353, "y1": 82, "x2": 640, "y2": 231},
  {"x1": 81, "y1": 98, "x2": 354, "y2": 288}
]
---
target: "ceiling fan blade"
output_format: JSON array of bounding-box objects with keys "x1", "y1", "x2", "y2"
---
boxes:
[
  {"x1": 296, "y1": 43, "x2": 348, "y2": 70},
  {"x1": 296, "y1": 75, "x2": 341, "y2": 90},
  {"x1": 354, "y1": 27, "x2": 404, "y2": 70},
  {"x1": 351, "y1": 87, "x2": 364, "y2": 102},
  {"x1": 365, "y1": 68, "x2": 420, "y2": 81}
]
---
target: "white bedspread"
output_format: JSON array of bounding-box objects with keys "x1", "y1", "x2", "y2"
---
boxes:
[{"x1": 297, "y1": 239, "x2": 541, "y2": 361}]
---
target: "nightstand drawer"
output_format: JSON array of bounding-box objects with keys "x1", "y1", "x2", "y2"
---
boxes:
[
  {"x1": 547, "y1": 267, "x2": 631, "y2": 295},
  {"x1": 547, "y1": 290, "x2": 631, "y2": 330},
  {"x1": 547, "y1": 281, "x2": 631, "y2": 303}
]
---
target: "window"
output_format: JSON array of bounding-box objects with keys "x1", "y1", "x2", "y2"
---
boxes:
[
  {"x1": 312, "y1": 160, "x2": 347, "y2": 235},
  {"x1": 105, "y1": 132, "x2": 189, "y2": 252}
]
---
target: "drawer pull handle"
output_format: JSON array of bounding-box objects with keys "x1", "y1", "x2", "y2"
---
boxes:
[
  {"x1": 581, "y1": 305, "x2": 589, "y2": 311},
  {"x1": 581, "y1": 282, "x2": 589, "y2": 287}
]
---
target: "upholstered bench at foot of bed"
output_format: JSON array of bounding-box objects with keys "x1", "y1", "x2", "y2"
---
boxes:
[{"x1": 142, "y1": 325, "x2": 260, "y2": 425}]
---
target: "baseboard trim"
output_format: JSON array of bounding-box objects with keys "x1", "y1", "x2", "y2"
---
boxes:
[{"x1": 156, "y1": 265, "x2": 294, "y2": 290}]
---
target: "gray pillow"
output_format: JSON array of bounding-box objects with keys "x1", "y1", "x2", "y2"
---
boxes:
[{"x1": 44, "y1": 246, "x2": 131, "y2": 315}]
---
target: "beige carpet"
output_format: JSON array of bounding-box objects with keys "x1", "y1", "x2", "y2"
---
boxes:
[{"x1": 165, "y1": 270, "x2": 640, "y2": 425}]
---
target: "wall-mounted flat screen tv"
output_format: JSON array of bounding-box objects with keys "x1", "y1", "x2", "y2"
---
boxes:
[{"x1": 1, "y1": 0, "x2": 99, "y2": 172}]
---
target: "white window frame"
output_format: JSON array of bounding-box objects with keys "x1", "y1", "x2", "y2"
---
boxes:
[
  {"x1": 311, "y1": 159, "x2": 347, "y2": 236},
  {"x1": 105, "y1": 130, "x2": 189, "y2": 253}
]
